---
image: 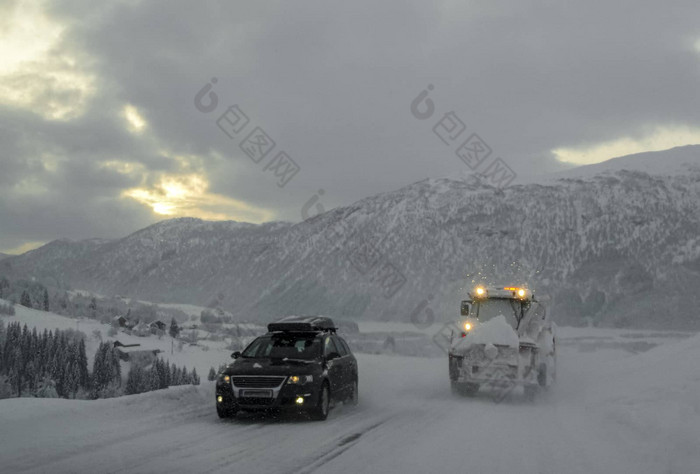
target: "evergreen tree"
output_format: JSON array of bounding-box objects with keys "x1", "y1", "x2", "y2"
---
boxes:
[
  {"x1": 20, "y1": 291, "x2": 31, "y2": 308},
  {"x1": 0, "y1": 319, "x2": 6, "y2": 364},
  {"x1": 25, "y1": 360, "x2": 37, "y2": 394},
  {"x1": 53, "y1": 335, "x2": 67, "y2": 397},
  {"x1": 0, "y1": 277, "x2": 9, "y2": 298},
  {"x1": 156, "y1": 359, "x2": 168, "y2": 389},
  {"x1": 148, "y1": 364, "x2": 160, "y2": 392},
  {"x1": 43, "y1": 289, "x2": 50, "y2": 312},
  {"x1": 125, "y1": 364, "x2": 144, "y2": 395},
  {"x1": 173, "y1": 366, "x2": 182, "y2": 386},
  {"x1": 207, "y1": 366, "x2": 217, "y2": 381},
  {"x1": 191, "y1": 368, "x2": 200, "y2": 386},
  {"x1": 91, "y1": 342, "x2": 108, "y2": 397},
  {"x1": 77, "y1": 339, "x2": 89, "y2": 390},
  {"x1": 170, "y1": 363, "x2": 178, "y2": 386},
  {"x1": 8, "y1": 346, "x2": 23, "y2": 396},
  {"x1": 162, "y1": 359, "x2": 171, "y2": 387},
  {"x1": 110, "y1": 347, "x2": 121, "y2": 387},
  {"x1": 64, "y1": 343, "x2": 79, "y2": 398},
  {"x1": 169, "y1": 318, "x2": 180, "y2": 339}
]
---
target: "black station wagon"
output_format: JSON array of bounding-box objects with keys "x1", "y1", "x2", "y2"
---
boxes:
[{"x1": 215, "y1": 316, "x2": 358, "y2": 420}]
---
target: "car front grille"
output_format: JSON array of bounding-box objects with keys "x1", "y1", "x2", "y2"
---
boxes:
[
  {"x1": 231, "y1": 376, "x2": 286, "y2": 388},
  {"x1": 238, "y1": 397, "x2": 275, "y2": 407},
  {"x1": 238, "y1": 397, "x2": 275, "y2": 406}
]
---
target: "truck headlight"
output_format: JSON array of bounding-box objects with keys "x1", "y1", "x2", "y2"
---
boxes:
[{"x1": 287, "y1": 375, "x2": 313, "y2": 385}]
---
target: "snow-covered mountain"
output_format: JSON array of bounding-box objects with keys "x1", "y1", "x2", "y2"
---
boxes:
[{"x1": 2, "y1": 146, "x2": 700, "y2": 329}]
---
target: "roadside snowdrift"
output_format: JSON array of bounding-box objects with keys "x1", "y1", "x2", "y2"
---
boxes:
[
  {"x1": 584, "y1": 333, "x2": 700, "y2": 473},
  {"x1": 0, "y1": 322, "x2": 697, "y2": 473}
]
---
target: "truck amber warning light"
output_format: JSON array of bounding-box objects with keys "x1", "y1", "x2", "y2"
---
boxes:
[{"x1": 503, "y1": 287, "x2": 527, "y2": 297}]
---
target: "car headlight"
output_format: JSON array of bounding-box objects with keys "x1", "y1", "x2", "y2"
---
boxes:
[
  {"x1": 218, "y1": 374, "x2": 230, "y2": 383},
  {"x1": 287, "y1": 375, "x2": 313, "y2": 385}
]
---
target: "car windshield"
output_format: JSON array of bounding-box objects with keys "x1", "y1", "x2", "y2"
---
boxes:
[
  {"x1": 241, "y1": 334, "x2": 322, "y2": 360},
  {"x1": 474, "y1": 298, "x2": 528, "y2": 329}
]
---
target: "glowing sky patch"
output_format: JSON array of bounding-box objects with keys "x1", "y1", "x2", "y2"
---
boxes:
[
  {"x1": 0, "y1": 240, "x2": 45, "y2": 255},
  {"x1": 0, "y1": 0, "x2": 62, "y2": 75},
  {"x1": 0, "y1": 0, "x2": 94, "y2": 120},
  {"x1": 122, "y1": 173, "x2": 275, "y2": 223},
  {"x1": 123, "y1": 104, "x2": 147, "y2": 133},
  {"x1": 552, "y1": 126, "x2": 700, "y2": 165}
]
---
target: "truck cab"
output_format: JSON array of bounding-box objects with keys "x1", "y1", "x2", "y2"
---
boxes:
[{"x1": 449, "y1": 286, "x2": 556, "y2": 399}]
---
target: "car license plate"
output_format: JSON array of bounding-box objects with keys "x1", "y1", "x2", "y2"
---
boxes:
[{"x1": 240, "y1": 389, "x2": 273, "y2": 398}]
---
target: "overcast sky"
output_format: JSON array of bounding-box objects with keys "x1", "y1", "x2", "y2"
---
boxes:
[{"x1": 1, "y1": 0, "x2": 699, "y2": 254}]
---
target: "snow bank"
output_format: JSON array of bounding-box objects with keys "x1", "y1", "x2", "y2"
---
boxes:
[
  {"x1": 574, "y1": 332, "x2": 700, "y2": 473},
  {"x1": 451, "y1": 315, "x2": 519, "y2": 353},
  {"x1": 1, "y1": 331, "x2": 699, "y2": 473}
]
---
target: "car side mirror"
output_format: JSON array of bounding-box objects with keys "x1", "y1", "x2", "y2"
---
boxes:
[
  {"x1": 231, "y1": 351, "x2": 241, "y2": 359},
  {"x1": 326, "y1": 351, "x2": 341, "y2": 361}
]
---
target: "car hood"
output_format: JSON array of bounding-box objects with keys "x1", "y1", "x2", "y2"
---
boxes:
[{"x1": 224, "y1": 358, "x2": 321, "y2": 376}]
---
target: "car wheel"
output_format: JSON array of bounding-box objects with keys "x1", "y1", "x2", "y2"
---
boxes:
[
  {"x1": 524, "y1": 384, "x2": 539, "y2": 401},
  {"x1": 537, "y1": 363, "x2": 548, "y2": 387},
  {"x1": 348, "y1": 378, "x2": 359, "y2": 406},
  {"x1": 451, "y1": 382, "x2": 479, "y2": 397},
  {"x1": 462, "y1": 383, "x2": 479, "y2": 396},
  {"x1": 217, "y1": 402, "x2": 237, "y2": 419},
  {"x1": 310, "y1": 383, "x2": 330, "y2": 421}
]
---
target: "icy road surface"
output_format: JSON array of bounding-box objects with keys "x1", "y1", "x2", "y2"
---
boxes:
[{"x1": 1, "y1": 331, "x2": 699, "y2": 474}]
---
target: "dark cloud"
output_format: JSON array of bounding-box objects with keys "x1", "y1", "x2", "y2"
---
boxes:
[{"x1": 1, "y1": 0, "x2": 700, "y2": 252}]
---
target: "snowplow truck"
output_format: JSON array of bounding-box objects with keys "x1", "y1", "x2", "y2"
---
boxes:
[{"x1": 448, "y1": 286, "x2": 556, "y2": 399}]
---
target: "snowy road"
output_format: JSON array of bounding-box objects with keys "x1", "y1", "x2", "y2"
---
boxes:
[{"x1": 1, "y1": 331, "x2": 699, "y2": 474}]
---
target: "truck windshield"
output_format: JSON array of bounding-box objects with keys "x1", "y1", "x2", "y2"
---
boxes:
[
  {"x1": 474, "y1": 299, "x2": 526, "y2": 329},
  {"x1": 242, "y1": 334, "x2": 322, "y2": 360}
]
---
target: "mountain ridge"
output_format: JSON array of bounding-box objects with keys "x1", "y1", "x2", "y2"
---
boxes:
[{"x1": 2, "y1": 147, "x2": 700, "y2": 329}]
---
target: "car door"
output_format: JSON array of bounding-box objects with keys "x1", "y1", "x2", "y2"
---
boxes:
[
  {"x1": 331, "y1": 335, "x2": 351, "y2": 394},
  {"x1": 323, "y1": 336, "x2": 344, "y2": 397},
  {"x1": 337, "y1": 336, "x2": 357, "y2": 383}
]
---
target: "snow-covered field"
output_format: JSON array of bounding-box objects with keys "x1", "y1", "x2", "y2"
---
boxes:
[
  {"x1": 1, "y1": 306, "x2": 699, "y2": 473},
  {"x1": 0, "y1": 302, "x2": 233, "y2": 376}
]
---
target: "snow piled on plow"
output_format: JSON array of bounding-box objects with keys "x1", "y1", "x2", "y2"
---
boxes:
[{"x1": 451, "y1": 315, "x2": 519, "y2": 354}]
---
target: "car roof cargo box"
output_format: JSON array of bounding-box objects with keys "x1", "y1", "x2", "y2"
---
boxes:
[{"x1": 267, "y1": 315, "x2": 337, "y2": 333}]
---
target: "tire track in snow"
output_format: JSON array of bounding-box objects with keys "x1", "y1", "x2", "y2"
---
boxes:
[{"x1": 289, "y1": 416, "x2": 395, "y2": 474}]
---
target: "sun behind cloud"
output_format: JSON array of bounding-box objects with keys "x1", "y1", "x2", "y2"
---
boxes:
[{"x1": 122, "y1": 172, "x2": 275, "y2": 223}]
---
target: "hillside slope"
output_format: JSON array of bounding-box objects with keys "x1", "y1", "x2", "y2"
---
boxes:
[{"x1": 2, "y1": 147, "x2": 700, "y2": 328}]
